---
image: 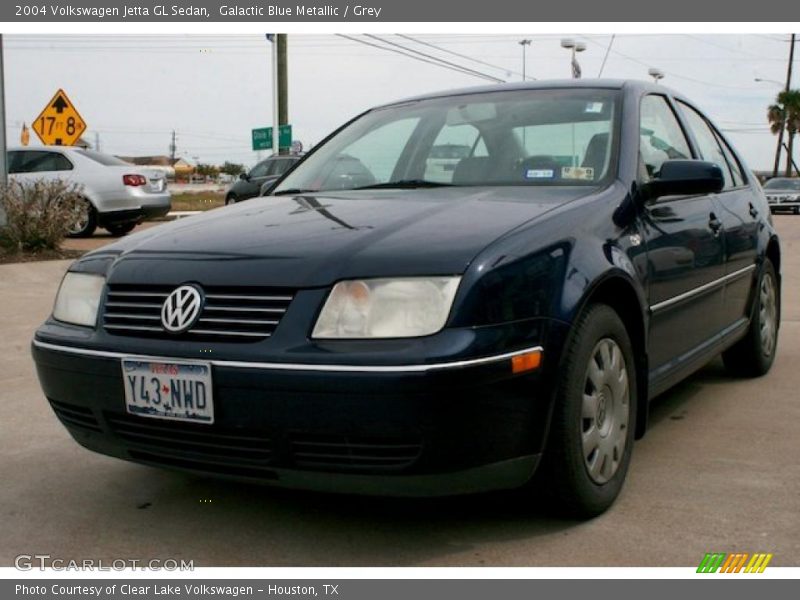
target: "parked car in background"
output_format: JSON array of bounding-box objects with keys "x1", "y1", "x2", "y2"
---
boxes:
[
  {"x1": 33, "y1": 81, "x2": 779, "y2": 517},
  {"x1": 225, "y1": 155, "x2": 300, "y2": 204},
  {"x1": 7, "y1": 147, "x2": 171, "y2": 237},
  {"x1": 763, "y1": 177, "x2": 800, "y2": 214}
]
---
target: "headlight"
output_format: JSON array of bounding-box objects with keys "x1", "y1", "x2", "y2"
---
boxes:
[
  {"x1": 52, "y1": 272, "x2": 105, "y2": 327},
  {"x1": 312, "y1": 277, "x2": 461, "y2": 339}
]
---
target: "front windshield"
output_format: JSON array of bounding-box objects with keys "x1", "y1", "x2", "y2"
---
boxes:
[
  {"x1": 274, "y1": 88, "x2": 620, "y2": 194},
  {"x1": 764, "y1": 178, "x2": 800, "y2": 190}
]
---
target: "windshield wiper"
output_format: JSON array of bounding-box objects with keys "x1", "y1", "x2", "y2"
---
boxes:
[
  {"x1": 351, "y1": 180, "x2": 456, "y2": 190},
  {"x1": 272, "y1": 188, "x2": 317, "y2": 196}
]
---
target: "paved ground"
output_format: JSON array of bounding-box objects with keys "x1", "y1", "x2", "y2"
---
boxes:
[{"x1": 2, "y1": 217, "x2": 799, "y2": 567}]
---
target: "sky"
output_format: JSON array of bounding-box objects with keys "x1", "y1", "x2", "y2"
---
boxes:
[{"x1": 2, "y1": 33, "x2": 796, "y2": 171}]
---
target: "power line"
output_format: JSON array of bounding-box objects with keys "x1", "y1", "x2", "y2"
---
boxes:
[
  {"x1": 336, "y1": 34, "x2": 503, "y2": 83},
  {"x1": 581, "y1": 36, "x2": 763, "y2": 90},
  {"x1": 395, "y1": 34, "x2": 533, "y2": 80},
  {"x1": 598, "y1": 34, "x2": 615, "y2": 77},
  {"x1": 362, "y1": 34, "x2": 505, "y2": 83}
]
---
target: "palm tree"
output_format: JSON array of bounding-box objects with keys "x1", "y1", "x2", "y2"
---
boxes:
[{"x1": 768, "y1": 89, "x2": 800, "y2": 177}]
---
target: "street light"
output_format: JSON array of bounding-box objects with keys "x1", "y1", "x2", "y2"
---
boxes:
[
  {"x1": 519, "y1": 39, "x2": 532, "y2": 81},
  {"x1": 560, "y1": 39, "x2": 586, "y2": 79},
  {"x1": 648, "y1": 68, "x2": 665, "y2": 84},
  {"x1": 754, "y1": 77, "x2": 783, "y2": 87}
]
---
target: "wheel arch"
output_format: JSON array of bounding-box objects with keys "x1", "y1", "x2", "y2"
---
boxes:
[
  {"x1": 572, "y1": 272, "x2": 650, "y2": 439},
  {"x1": 766, "y1": 234, "x2": 781, "y2": 280}
]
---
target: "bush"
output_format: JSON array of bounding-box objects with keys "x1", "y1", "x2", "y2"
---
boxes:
[{"x1": 0, "y1": 180, "x2": 83, "y2": 252}]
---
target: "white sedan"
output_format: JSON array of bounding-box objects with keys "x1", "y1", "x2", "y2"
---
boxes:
[{"x1": 7, "y1": 146, "x2": 171, "y2": 237}]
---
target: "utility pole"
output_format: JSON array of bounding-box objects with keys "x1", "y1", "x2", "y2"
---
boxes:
[
  {"x1": 783, "y1": 141, "x2": 800, "y2": 176},
  {"x1": 519, "y1": 39, "x2": 531, "y2": 81},
  {"x1": 267, "y1": 34, "x2": 278, "y2": 157},
  {"x1": 169, "y1": 130, "x2": 177, "y2": 162},
  {"x1": 94, "y1": 132, "x2": 101, "y2": 152},
  {"x1": 277, "y1": 34, "x2": 288, "y2": 155},
  {"x1": 773, "y1": 33, "x2": 795, "y2": 178},
  {"x1": 0, "y1": 35, "x2": 7, "y2": 227}
]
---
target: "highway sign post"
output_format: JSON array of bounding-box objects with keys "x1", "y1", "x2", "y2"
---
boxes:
[
  {"x1": 252, "y1": 124, "x2": 292, "y2": 151},
  {"x1": 32, "y1": 89, "x2": 87, "y2": 146}
]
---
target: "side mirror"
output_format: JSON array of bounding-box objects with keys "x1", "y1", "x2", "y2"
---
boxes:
[
  {"x1": 239, "y1": 172, "x2": 249, "y2": 181},
  {"x1": 642, "y1": 160, "x2": 724, "y2": 201}
]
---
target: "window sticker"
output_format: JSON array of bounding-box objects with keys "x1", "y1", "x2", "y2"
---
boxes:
[
  {"x1": 585, "y1": 102, "x2": 604, "y2": 114},
  {"x1": 525, "y1": 169, "x2": 555, "y2": 179},
  {"x1": 562, "y1": 166, "x2": 595, "y2": 180}
]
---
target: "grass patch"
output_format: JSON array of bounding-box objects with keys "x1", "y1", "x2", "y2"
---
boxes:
[
  {"x1": 170, "y1": 191, "x2": 226, "y2": 212},
  {"x1": 0, "y1": 245, "x2": 84, "y2": 265}
]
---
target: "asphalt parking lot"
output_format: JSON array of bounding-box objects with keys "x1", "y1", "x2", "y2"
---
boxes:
[{"x1": 2, "y1": 217, "x2": 799, "y2": 567}]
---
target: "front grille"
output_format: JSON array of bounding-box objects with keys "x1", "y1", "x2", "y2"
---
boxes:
[
  {"x1": 103, "y1": 284, "x2": 294, "y2": 342},
  {"x1": 48, "y1": 399, "x2": 102, "y2": 433},
  {"x1": 290, "y1": 432, "x2": 423, "y2": 472},
  {"x1": 105, "y1": 412, "x2": 273, "y2": 471}
]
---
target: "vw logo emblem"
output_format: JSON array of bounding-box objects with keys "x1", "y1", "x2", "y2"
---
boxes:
[{"x1": 161, "y1": 285, "x2": 204, "y2": 333}]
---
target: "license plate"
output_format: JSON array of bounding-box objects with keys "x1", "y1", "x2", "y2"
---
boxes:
[
  {"x1": 122, "y1": 359, "x2": 213, "y2": 424},
  {"x1": 149, "y1": 179, "x2": 164, "y2": 192}
]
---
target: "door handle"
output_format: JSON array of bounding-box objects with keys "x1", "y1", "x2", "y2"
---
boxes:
[
  {"x1": 708, "y1": 213, "x2": 723, "y2": 236},
  {"x1": 749, "y1": 203, "x2": 759, "y2": 218}
]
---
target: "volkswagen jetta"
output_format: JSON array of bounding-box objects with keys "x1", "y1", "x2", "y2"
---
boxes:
[{"x1": 32, "y1": 80, "x2": 780, "y2": 517}]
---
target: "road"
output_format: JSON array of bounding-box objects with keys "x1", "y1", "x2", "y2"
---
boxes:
[{"x1": 1, "y1": 217, "x2": 799, "y2": 567}]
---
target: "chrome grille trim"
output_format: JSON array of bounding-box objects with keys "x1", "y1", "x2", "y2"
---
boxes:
[{"x1": 103, "y1": 285, "x2": 294, "y2": 341}]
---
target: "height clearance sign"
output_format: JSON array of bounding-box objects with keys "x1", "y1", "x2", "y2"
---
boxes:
[{"x1": 32, "y1": 89, "x2": 87, "y2": 146}]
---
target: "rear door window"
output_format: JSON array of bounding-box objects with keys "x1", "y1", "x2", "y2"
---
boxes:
[
  {"x1": 8, "y1": 151, "x2": 73, "y2": 173},
  {"x1": 676, "y1": 101, "x2": 736, "y2": 190}
]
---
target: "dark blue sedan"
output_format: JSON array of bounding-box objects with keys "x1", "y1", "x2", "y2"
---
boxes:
[{"x1": 33, "y1": 80, "x2": 780, "y2": 517}]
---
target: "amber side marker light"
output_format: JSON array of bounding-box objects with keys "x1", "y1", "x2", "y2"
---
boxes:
[{"x1": 511, "y1": 350, "x2": 542, "y2": 374}]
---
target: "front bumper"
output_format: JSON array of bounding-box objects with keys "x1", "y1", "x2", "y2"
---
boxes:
[{"x1": 32, "y1": 338, "x2": 550, "y2": 496}]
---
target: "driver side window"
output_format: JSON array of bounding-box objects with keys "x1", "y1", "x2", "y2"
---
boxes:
[
  {"x1": 639, "y1": 95, "x2": 691, "y2": 180},
  {"x1": 249, "y1": 160, "x2": 270, "y2": 178}
]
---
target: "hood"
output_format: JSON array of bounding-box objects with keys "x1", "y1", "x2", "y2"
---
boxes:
[{"x1": 101, "y1": 186, "x2": 594, "y2": 288}]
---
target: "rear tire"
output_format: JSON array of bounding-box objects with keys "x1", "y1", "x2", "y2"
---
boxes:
[
  {"x1": 541, "y1": 304, "x2": 637, "y2": 519},
  {"x1": 106, "y1": 222, "x2": 136, "y2": 237},
  {"x1": 722, "y1": 259, "x2": 779, "y2": 377},
  {"x1": 66, "y1": 199, "x2": 97, "y2": 238}
]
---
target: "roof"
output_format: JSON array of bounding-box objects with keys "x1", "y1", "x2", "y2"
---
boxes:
[{"x1": 376, "y1": 78, "x2": 679, "y2": 109}]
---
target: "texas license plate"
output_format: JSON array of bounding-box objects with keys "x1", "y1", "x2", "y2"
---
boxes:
[{"x1": 122, "y1": 359, "x2": 213, "y2": 424}]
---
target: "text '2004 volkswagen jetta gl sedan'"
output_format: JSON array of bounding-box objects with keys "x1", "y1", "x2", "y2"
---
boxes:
[{"x1": 33, "y1": 80, "x2": 780, "y2": 517}]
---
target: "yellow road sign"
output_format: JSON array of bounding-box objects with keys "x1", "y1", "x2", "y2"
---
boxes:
[{"x1": 32, "y1": 89, "x2": 87, "y2": 146}]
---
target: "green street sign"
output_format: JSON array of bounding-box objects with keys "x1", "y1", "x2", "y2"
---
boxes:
[{"x1": 252, "y1": 125, "x2": 292, "y2": 150}]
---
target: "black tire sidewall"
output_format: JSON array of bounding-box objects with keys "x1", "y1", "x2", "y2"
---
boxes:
[
  {"x1": 547, "y1": 304, "x2": 638, "y2": 516},
  {"x1": 106, "y1": 223, "x2": 135, "y2": 237},
  {"x1": 751, "y1": 260, "x2": 779, "y2": 373}
]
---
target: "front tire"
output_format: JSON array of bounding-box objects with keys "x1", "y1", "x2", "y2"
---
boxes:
[
  {"x1": 225, "y1": 194, "x2": 237, "y2": 206},
  {"x1": 106, "y1": 222, "x2": 136, "y2": 237},
  {"x1": 542, "y1": 304, "x2": 637, "y2": 518},
  {"x1": 66, "y1": 198, "x2": 97, "y2": 238},
  {"x1": 722, "y1": 259, "x2": 779, "y2": 377}
]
